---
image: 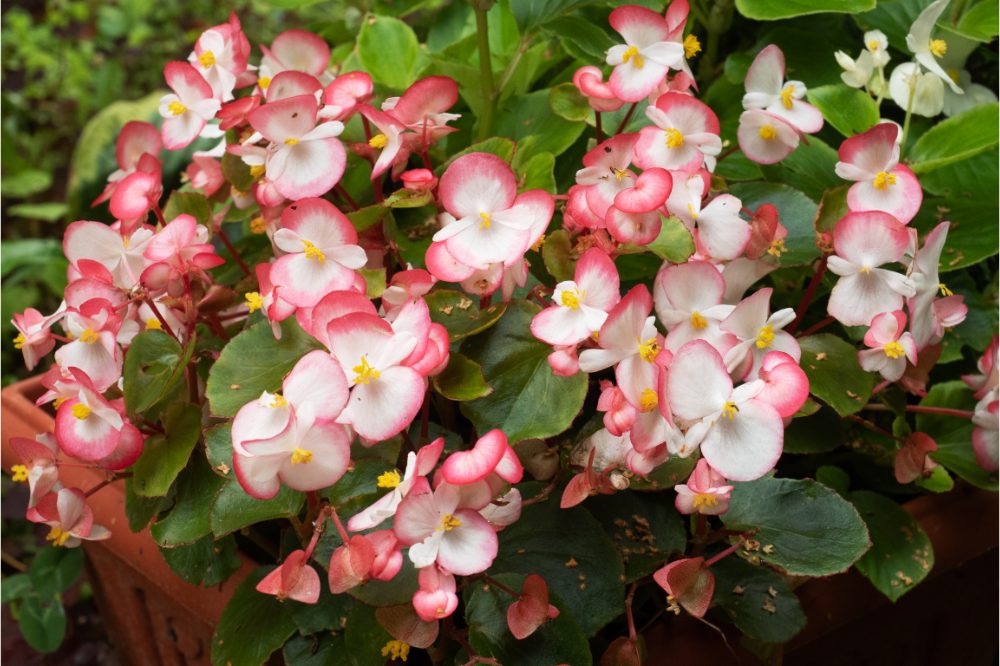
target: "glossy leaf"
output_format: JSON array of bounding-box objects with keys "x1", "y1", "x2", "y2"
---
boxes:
[
  {"x1": 806, "y1": 84, "x2": 880, "y2": 137},
  {"x1": 711, "y1": 556, "x2": 807, "y2": 643},
  {"x1": 161, "y1": 534, "x2": 242, "y2": 587},
  {"x1": 910, "y1": 103, "x2": 999, "y2": 173},
  {"x1": 917, "y1": 381, "x2": 998, "y2": 491},
  {"x1": 346, "y1": 204, "x2": 388, "y2": 232},
  {"x1": 131, "y1": 403, "x2": 201, "y2": 497},
  {"x1": 163, "y1": 191, "x2": 212, "y2": 226},
  {"x1": 586, "y1": 491, "x2": 686, "y2": 582},
  {"x1": 913, "y1": 198, "x2": 999, "y2": 272},
  {"x1": 497, "y1": 90, "x2": 586, "y2": 158},
  {"x1": 798, "y1": 334, "x2": 875, "y2": 416},
  {"x1": 358, "y1": 15, "x2": 421, "y2": 90},
  {"x1": 122, "y1": 330, "x2": 194, "y2": 418},
  {"x1": 728, "y1": 182, "x2": 820, "y2": 266},
  {"x1": 433, "y1": 352, "x2": 493, "y2": 401},
  {"x1": 647, "y1": 215, "x2": 695, "y2": 264},
  {"x1": 425, "y1": 289, "x2": 508, "y2": 341},
  {"x1": 210, "y1": 480, "x2": 305, "y2": 538},
  {"x1": 549, "y1": 82, "x2": 590, "y2": 122},
  {"x1": 737, "y1": 0, "x2": 875, "y2": 20},
  {"x1": 541, "y1": 228, "x2": 575, "y2": 283},
  {"x1": 343, "y1": 604, "x2": 394, "y2": 666},
  {"x1": 151, "y1": 457, "x2": 225, "y2": 547},
  {"x1": 211, "y1": 569, "x2": 297, "y2": 666}
]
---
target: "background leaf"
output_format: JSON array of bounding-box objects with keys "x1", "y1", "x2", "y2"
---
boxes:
[
  {"x1": 798, "y1": 334, "x2": 875, "y2": 416},
  {"x1": 211, "y1": 569, "x2": 297, "y2": 666}
]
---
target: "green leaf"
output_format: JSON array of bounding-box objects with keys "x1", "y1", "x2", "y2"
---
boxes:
[
  {"x1": 359, "y1": 268, "x2": 386, "y2": 299},
  {"x1": 918, "y1": 381, "x2": 997, "y2": 490},
  {"x1": 29, "y1": 547, "x2": 84, "y2": 599},
  {"x1": 806, "y1": 84, "x2": 880, "y2": 137},
  {"x1": 516, "y1": 151, "x2": 557, "y2": 193},
  {"x1": 323, "y1": 457, "x2": 390, "y2": 517},
  {"x1": 1, "y1": 574, "x2": 32, "y2": 603},
  {"x1": 497, "y1": 90, "x2": 586, "y2": 157},
  {"x1": 122, "y1": 330, "x2": 194, "y2": 418},
  {"x1": 509, "y1": 0, "x2": 591, "y2": 32},
  {"x1": 347, "y1": 557, "x2": 420, "y2": 607},
  {"x1": 783, "y1": 406, "x2": 845, "y2": 454},
  {"x1": 722, "y1": 475, "x2": 871, "y2": 576},
  {"x1": 728, "y1": 182, "x2": 820, "y2": 266},
  {"x1": 492, "y1": 484, "x2": 625, "y2": 635},
  {"x1": 18, "y1": 595, "x2": 66, "y2": 654},
  {"x1": 849, "y1": 490, "x2": 934, "y2": 601},
  {"x1": 541, "y1": 228, "x2": 575, "y2": 283},
  {"x1": 204, "y1": 425, "x2": 235, "y2": 477},
  {"x1": 7, "y1": 202, "x2": 68, "y2": 222},
  {"x1": 815, "y1": 465, "x2": 851, "y2": 496},
  {"x1": 131, "y1": 403, "x2": 201, "y2": 497},
  {"x1": 358, "y1": 15, "x2": 421, "y2": 90},
  {"x1": 125, "y1": 478, "x2": 166, "y2": 531},
  {"x1": 798, "y1": 334, "x2": 875, "y2": 416},
  {"x1": 913, "y1": 198, "x2": 999, "y2": 272},
  {"x1": 210, "y1": 480, "x2": 305, "y2": 538},
  {"x1": 465, "y1": 573, "x2": 592, "y2": 666},
  {"x1": 383, "y1": 188, "x2": 434, "y2": 209},
  {"x1": 647, "y1": 215, "x2": 695, "y2": 264},
  {"x1": 461, "y1": 301, "x2": 588, "y2": 443},
  {"x1": 586, "y1": 492, "x2": 686, "y2": 582},
  {"x1": 284, "y1": 634, "x2": 344, "y2": 666},
  {"x1": 425, "y1": 289, "x2": 508, "y2": 341},
  {"x1": 434, "y1": 137, "x2": 517, "y2": 176},
  {"x1": 290, "y1": 585, "x2": 354, "y2": 635},
  {"x1": 760, "y1": 135, "x2": 841, "y2": 201},
  {"x1": 206, "y1": 318, "x2": 322, "y2": 417},
  {"x1": 736, "y1": 0, "x2": 875, "y2": 20},
  {"x1": 956, "y1": 0, "x2": 999, "y2": 41},
  {"x1": 433, "y1": 352, "x2": 493, "y2": 401},
  {"x1": 151, "y1": 458, "x2": 225, "y2": 547},
  {"x1": 915, "y1": 464, "x2": 955, "y2": 493},
  {"x1": 211, "y1": 569, "x2": 297, "y2": 666},
  {"x1": 545, "y1": 15, "x2": 616, "y2": 62},
  {"x1": 1, "y1": 169, "x2": 52, "y2": 198},
  {"x1": 814, "y1": 185, "x2": 850, "y2": 234},
  {"x1": 221, "y1": 151, "x2": 256, "y2": 192},
  {"x1": 920, "y1": 147, "x2": 998, "y2": 200},
  {"x1": 910, "y1": 103, "x2": 999, "y2": 173},
  {"x1": 549, "y1": 82, "x2": 590, "y2": 123},
  {"x1": 163, "y1": 191, "x2": 212, "y2": 226},
  {"x1": 343, "y1": 604, "x2": 394, "y2": 666},
  {"x1": 346, "y1": 204, "x2": 389, "y2": 232},
  {"x1": 711, "y1": 556, "x2": 807, "y2": 643},
  {"x1": 161, "y1": 534, "x2": 242, "y2": 587}
]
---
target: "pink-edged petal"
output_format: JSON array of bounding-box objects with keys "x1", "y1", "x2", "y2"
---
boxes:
[
  {"x1": 270, "y1": 254, "x2": 357, "y2": 307},
  {"x1": 743, "y1": 44, "x2": 784, "y2": 99},
  {"x1": 437, "y1": 509, "x2": 499, "y2": 576},
  {"x1": 233, "y1": 448, "x2": 285, "y2": 499},
  {"x1": 271, "y1": 137, "x2": 346, "y2": 200},
  {"x1": 695, "y1": 195, "x2": 751, "y2": 260},
  {"x1": 667, "y1": 340, "x2": 732, "y2": 421},
  {"x1": 614, "y1": 168, "x2": 672, "y2": 213},
  {"x1": 278, "y1": 421, "x2": 351, "y2": 491},
  {"x1": 271, "y1": 29, "x2": 330, "y2": 76},
  {"x1": 609, "y1": 60, "x2": 670, "y2": 104},
  {"x1": 161, "y1": 113, "x2": 205, "y2": 151},
  {"x1": 441, "y1": 429, "x2": 506, "y2": 485},
  {"x1": 340, "y1": 366, "x2": 424, "y2": 441},
  {"x1": 117, "y1": 121, "x2": 162, "y2": 170},
  {"x1": 832, "y1": 210, "x2": 910, "y2": 267},
  {"x1": 609, "y1": 5, "x2": 670, "y2": 47},
  {"x1": 425, "y1": 241, "x2": 475, "y2": 282},
  {"x1": 164, "y1": 61, "x2": 213, "y2": 103},
  {"x1": 835, "y1": 123, "x2": 899, "y2": 181},
  {"x1": 576, "y1": 248, "x2": 621, "y2": 311},
  {"x1": 595, "y1": 284, "x2": 654, "y2": 353},
  {"x1": 755, "y1": 353, "x2": 809, "y2": 418},
  {"x1": 440, "y1": 153, "x2": 516, "y2": 219},
  {"x1": 392, "y1": 76, "x2": 459, "y2": 127},
  {"x1": 530, "y1": 306, "x2": 592, "y2": 346},
  {"x1": 265, "y1": 70, "x2": 322, "y2": 102},
  {"x1": 737, "y1": 110, "x2": 799, "y2": 165},
  {"x1": 846, "y1": 164, "x2": 923, "y2": 224},
  {"x1": 827, "y1": 271, "x2": 908, "y2": 327},
  {"x1": 864, "y1": 310, "x2": 906, "y2": 347},
  {"x1": 248, "y1": 94, "x2": 318, "y2": 143},
  {"x1": 700, "y1": 399, "x2": 783, "y2": 481},
  {"x1": 283, "y1": 350, "x2": 349, "y2": 423}
]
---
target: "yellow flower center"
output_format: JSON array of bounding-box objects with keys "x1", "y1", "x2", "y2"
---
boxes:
[
  {"x1": 72, "y1": 403, "x2": 92, "y2": 420},
  {"x1": 245, "y1": 291, "x2": 264, "y2": 313},
  {"x1": 249, "y1": 164, "x2": 266, "y2": 179},
  {"x1": 938, "y1": 283, "x2": 953, "y2": 297},
  {"x1": 12, "y1": 333, "x2": 26, "y2": 349},
  {"x1": 377, "y1": 469, "x2": 402, "y2": 489},
  {"x1": 929, "y1": 39, "x2": 947, "y2": 58},
  {"x1": 867, "y1": 40, "x2": 881, "y2": 51},
  {"x1": 479, "y1": 212, "x2": 492, "y2": 230},
  {"x1": 639, "y1": 388, "x2": 659, "y2": 412},
  {"x1": 756, "y1": 324, "x2": 775, "y2": 349},
  {"x1": 858, "y1": 266, "x2": 872, "y2": 274},
  {"x1": 145, "y1": 318, "x2": 162, "y2": 331},
  {"x1": 368, "y1": 133, "x2": 388, "y2": 149},
  {"x1": 198, "y1": 50, "x2": 216, "y2": 68},
  {"x1": 381, "y1": 640, "x2": 410, "y2": 662},
  {"x1": 721, "y1": 401, "x2": 738, "y2": 420},
  {"x1": 290, "y1": 447, "x2": 313, "y2": 465},
  {"x1": 168, "y1": 100, "x2": 187, "y2": 116},
  {"x1": 353, "y1": 355, "x2": 381, "y2": 385},
  {"x1": 639, "y1": 338, "x2": 660, "y2": 363},
  {"x1": 883, "y1": 341, "x2": 905, "y2": 359},
  {"x1": 692, "y1": 493, "x2": 719, "y2": 511},
  {"x1": 258, "y1": 76, "x2": 271, "y2": 89},
  {"x1": 684, "y1": 33, "x2": 701, "y2": 59},
  {"x1": 11, "y1": 465, "x2": 28, "y2": 483},
  {"x1": 301, "y1": 239, "x2": 326, "y2": 262},
  {"x1": 439, "y1": 514, "x2": 462, "y2": 531},
  {"x1": 79, "y1": 328, "x2": 100, "y2": 344},
  {"x1": 873, "y1": 171, "x2": 897, "y2": 190},
  {"x1": 664, "y1": 128, "x2": 685, "y2": 149},
  {"x1": 53, "y1": 397, "x2": 68, "y2": 409},
  {"x1": 758, "y1": 124, "x2": 778, "y2": 141},
  {"x1": 690, "y1": 311, "x2": 708, "y2": 329},
  {"x1": 767, "y1": 239, "x2": 787, "y2": 258},
  {"x1": 612, "y1": 167, "x2": 629, "y2": 181},
  {"x1": 560, "y1": 289, "x2": 581, "y2": 310},
  {"x1": 270, "y1": 393, "x2": 288, "y2": 408},
  {"x1": 284, "y1": 137, "x2": 300, "y2": 145},
  {"x1": 622, "y1": 45, "x2": 644, "y2": 68},
  {"x1": 250, "y1": 216, "x2": 267, "y2": 234},
  {"x1": 531, "y1": 234, "x2": 546, "y2": 252},
  {"x1": 46, "y1": 527, "x2": 71, "y2": 547},
  {"x1": 780, "y1": 85, "x2": 795, "y2": 110}
]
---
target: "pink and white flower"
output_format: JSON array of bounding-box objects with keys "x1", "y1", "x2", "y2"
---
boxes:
[
  {"x1": 858, "y1": 310, "x2": 918, "y2": 382},
  {"x1": 834, "y1": 123, "x2": 923, "y2": 224},
  {"x1": 12, "y1": 308, "x2": 58, "y2": 371},
  {"x1": 188, "y1": 13, "x2": 251, "y2": 101},
  {"x1": 720, "y1": 287, "x2": 798, "y2": 377},
  {"x1": 674, "y1": 458, "x2": 733, "y2": 515},
  {"x1": 159, "y1": 62, "x2": 222, "y2": 150},
  {"x1": 9, "y1": 434, "x2": 60, "y2": 508},
  {"x1": 412, "y1": 565, "x2": 460, "y2": 621},
  {"x1": 635, "y1": 93, "x2": 722, "y2": 172},
  {"x1": 257, "y1": 550, "x2": 321, "y2": 603},
  {"x1": 907, "y1": 221, "x2": 967, "y2": 349},
  {"x1": 531, "y1": 248, "x2": 620, "y2": 346},
  {"x1": 348, "y1": 438, "x2": 445, "y2": 532},
  {"x1": 141, "y1": 214, "x2": 225, "y2": 296},
  {"x1": 93, "y1": 121, "x2": 162, "y2": 207},
  {"x1": 26, "y1": 488, "x2": 111, "y2": 548},
  {"x1": 742, "y1": 45, "x2": 823, "y2": 134},
  {"x1": 573, "y1": 66, "x2": 624, "y2": 112},
  {"x1": 54, "y1": 371, "x2": 142, "y2": 469},
  {"x1": 737, "y1": 109, "x2": 800, "y2": 164},
  {"x1": 606, "y1": 6, "x2": 686, "y2": 103}
]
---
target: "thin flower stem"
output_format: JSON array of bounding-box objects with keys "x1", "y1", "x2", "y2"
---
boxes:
[
  {"x1": 151, "y1": 201, "x2": 167, "y2": 227},
  {"x1": 474, "y1": 6, "x2": 497, "y2": 141},
  {"x1": 900, "y1": 71, "x2": 917, "y2": 154},
  {"x1": 329, "y1": 506, "x2": 351, "y2": 544},
  {"x1": 625, "y1": 582, "x2": 638, "y2": 640},
  {"x1": 704, "y1": 538, "x2": 744, "y2": 567},
  {"x1": 615, "y1": 102, "x2": 638, "y2": 135},
  {"x1": 863, "y1": 403, "x2": 974, "y2": 418},
  {"x1": 871, "y1": 379, "x2": 892, "y2": 395},
  {"x1": 304, "y1": 506, "x2": 331, "y2": 559},
  {"x1": 145, "y1": 297, "x2": 180, "y2": 342},
  {"x1": 847, "y1": 414, "x2": 900, "y2": 441},
  {"x1": 798, "y1": 315, "x2": 836, "y2": 338},
  {"x1": 335, "y1": 184, "x2": 359, "y2": 211},
  {"x1": 716, "y1": 145, "x2": 740, "y2": 163},
  {"x1": 788, "y1": 257, "x2": 828, "y2": 335},
  {"x1": 483, "y1": 575, "x2": 520, "y2": 598},
  {"x1": 84, "y1": 473, "x2": 131, "y2": 498},
  {"x1": 216, "y1": 225, "x2": 252, "y2": 278},
  {"x1": 595, "y1": 111, "x2": 603, "y2": 143}
]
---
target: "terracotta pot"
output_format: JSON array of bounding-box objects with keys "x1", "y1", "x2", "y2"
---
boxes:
[{"x1": 2, "y1": 377, "x2": 256, "y2": 666}]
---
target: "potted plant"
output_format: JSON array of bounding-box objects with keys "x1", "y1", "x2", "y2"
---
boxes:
[{"x1": 3, "y1": 1, "x2": 997, "y2": 664}]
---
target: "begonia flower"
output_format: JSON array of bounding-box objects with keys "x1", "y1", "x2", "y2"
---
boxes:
[
  {"x1": 906, "y1": 0, "x2": 964, "y2": 94},
  {"x1": 720, "y1": 287, "x2": 798, "y2": 377},
  {"x1": 531, "y1": 248, "x2": 620, "y2": 346},
  {"x1": 888, "y1": 63, "x2": 945, "y2": 117},
  {"x1": 654, "y1": 260, "x2": 735, "y2": 353},
  {"x1": 507, "y1": 574, "x2": 560, "y2": 640},
  {"x1": 26, "y1": 488, "x2": 110, "y2": 548},
  {"x1": 963, "y1": 336, "x2": 998, "y2": 400},
  {"x1": 93, "y1": 121, "x2": 162, "y2": 207},
  {"x1": 348, "y1": 438, "x2": 445, "y2": 532},
  {"x1": 652, "y1": 556, "x2": 714, "y2": 618},
  {"x1": 635, "y1": 92, "x2": 722, "y2": 172},
  {"x1": 159, "y1": 62, "x2": 222, "y2": 150},
  {"x1": 189, "y1": 13, "x2": 251, "y2": 101},
  {"x1": 835, "y1": 123, "x2": 923, "y2": 224},
  {"x1": 674, "y1": 459, "x2": 733, "y2": 515},
  {"x1": 54, "y1": 370, "x2": 143, "y2": 469},
  {"x1": 894, "y1": 432, "x2": 939, "y2": 484},
  {"x1": 257, "y1": 549, "x2": 321, "y2": 603},
  {"x1": 858, "y1": 310, "x2": 918, "y2": 382},
  {"x1": 9, "y1": 434, "x2": 59, "y2": 508},
  {"x1": 737, "y1": 109, "x2": 800, "y2": 165},
  {"x1": 606, "y1": 6, "x2": 686, "y2": 103},
  {"x1": 12, "y1": 308, "x2": 58, "y2": 371},
  {"x1": 412, "y1": 566, "x2": 460, "y2": 622},
  {"x1": 141, "y1": 214, "x2": 226, "y2": 296},
  {"x1": 907, "y1": 222, "x2": 967, "y2": 349},
  {"x1": 972, "y1": 390, "x2": 999, "y2": 472},
  {"x1": 573, "y1": 66, "x2": 624, "y2": 112},
  {"x1": 742, "y1": 45, "x2": 823, "y2": 134}
]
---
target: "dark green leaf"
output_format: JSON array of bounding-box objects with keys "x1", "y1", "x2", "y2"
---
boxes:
[
  {"x1": 344, "y1": 604, "x2": 394, "y2": 666},
  {"x1": 647, "y1": 215, "x2": 695, "y2": 264},
  {"x1": 347, "y1": 557, "x2": 420, "y2": 607},
  {"x1": 125, "y1": 478, "x2": 168, "y2": 531},
  {"x1": 323, "y1": 457, "x2": 391, "y2": 517},
  {"x1": 425, "y1": 289, "x2": 508, "y2": 341},
  {"x1": 760, "y1": 136, "x2": 841, "y2": 201},
  {"x1": 918, "y1": 381, "x2": 997, "y2": 490},
  {"x1": 160, "y1": 534, "x2": 242, "y2": 587},
  {"x1": 18, "y1": 595, "x2": 66, "y2": 654},
  {"x1": 151, "y1": 458, "x2": 225, "y2": 547},
  {"x1": 711, "y1": 557, "x2": 806, "y2": 643},
  {"x1": 290, "y1": 586, "x2": 354, "y2": 634},
  {"x1": 204, "y1": 425, "x2": 235, "y2": 477},
  {"x1": 728, "y1": 182, "x2": 820, "y2": 266},
  {"x1": 815, "y1": 465, "x2": 851, "y2": 496},
  {"x1": 586, "y1": 492, "x2": 686, "y2": 581},
  {"x1": 131, "y1": 403, "x2": 201, "y2": 497},
  {"x1": 497, "y1": 90, "x2": 586, "y2": 157},
  {"x1": 163, "y1": 191, "x2": 212, "y2": 226},
  {"x1": 29, "y1": 547, "x2": 84, "y2": 598},
  {"x1": 358, "y1": 15, "x2": 421, "y2": 90},
  {"x1": 798, "y1": 334, "x2": 875, "y2": 416},
  {"x1": 210, "y1": 481, "x2": 305, "y2": 538},
  {"x1": 510, "y1": 0, "x2": 593, "y2": 32},
  {"x1": 433, "y1": 352, "x2": 493, "y2": 401},
  {"x1": 211, "y1": 568, "x2": 297, "y2": 666},
  {"x1": 736, "y1": 0, "x2": 875, "y2": 20},
  {"x1": 284, "y1": 634, "x2": 346, "y2": 666},
  {"x1": 122, "y1": 330, "x2": 194, "y2": 418},
  {"x1": 346, "y1": 204, "x2": 388, "y2": 232},
  {"x1": 546, "y1": 15, "x2": 615, "y2": 62},
  {"x1": 434, "y1": 138, "x2": 517, "y2": 176},
  {"x1": 541, "y1": 228, "x2": 575, "y2": 283},
  {"x1": 912, "y1": 197, "x2": 999, "y2": 272},
  {"x1": 910, "y1": 103, "x2": 999, "y2": 173},
  {"x1": 221, "y1": 152, "x2": 256, "y2": 192},
  {"x1": 783, "y1": 406, "x2": 845, "y2": 454},
  {"x1": 806, "y1": 84, "x2": 880, "y2": 137},
  {"x1": 1, "y1": 574, "x2": 32, "y2": 603}
]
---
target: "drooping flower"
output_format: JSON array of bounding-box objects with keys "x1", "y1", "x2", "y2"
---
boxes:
[
  {"x1": 894, "y1": 432, "x2": 939, "y2": 484},
  {"x1": 573, "y1": 66, "x2": 624, "y2": 112},
  {"x1": 257, "y1": 549, "x2": 321, "y2": 603},
  {"x1": 9, "y1": 434, "x2": 59, "y2": 508},
  {"x1": 907, "y1": 221, "x2": 967, "y2": 350},
  {"x1": 972, "y1": 389, "x2": 999, "y2": 472},
  {"x1": 55, "y1": 299, "x2": 123, "y2": 393},
  {"x1": 674, "y1": 458, "x2": 733, "y2": 515},
  {"x1": 906, "y1": 0, "x2": 964, "y2": 95},
  {"x1": 507, "y1": 575, "x2": 560, "y2": 640},
  {"x1": 652, "y1": 556, "x2": 714, "y2": 618},
  {"x1": 888, "y1": 63, "x2": 945, "y2": 117},
  {"x1": 12, "y1": 308, "x2": 58, "y2": 371},
  {"x1": 26, "y1": 488, "x2": 111, "y2": 548},
  {"x1": 93, "y1": 121, "x2": 163, "y2": 207},
  {"x1": 141, "y1": 214, "x2": 226, "y2": 296},
  {"x1": 963, "y1": 336, "x2": 998, "y2": 400},
  {"x1": 411, "y1": 565, "x2": 460, "y2": 622},
  {"x1": 440, "y1": 430, "x2": 523, "y2": 487}
]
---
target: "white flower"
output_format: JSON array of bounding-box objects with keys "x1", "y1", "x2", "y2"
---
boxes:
[
  {"x1": 905, "y1": 0, "x2": 963, "y2": 94},
  {"x1": 889, "y1": 63, "x2": 945, "y2": 117},
  {"x1": 835, "y1": 50, "x2": 875, "y2": 88},
  {"x1": 864, "y1": 30, "x2": 891, "y2": 68}
]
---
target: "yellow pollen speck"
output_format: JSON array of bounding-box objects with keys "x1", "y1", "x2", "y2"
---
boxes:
[
  {"x1": 692, "y1": 493, "x2": 719, "y2": 511},
  {"x1": 664, "y1": 128, "x2": 685, "y2": 149},
  {"x1": 858, "y1": 266, "x2": 872, "y2": 274},
  {"x1": 284, "y1": 137, "x2": 300, "y2": 145},
  {"x1": 79, "y1": 328, "x2": 99, "y2": 344},
  {"x1": 72, "y1": 403, "x2": 92, "y2": 420},
  {"x1": 198, "y1": 50, "x2": 216, "y2": 68},
  {"x1": 639, "y1": 338, "x2": 660, "y2": 363},
  {"x1": 302, "y1": 239, "x2": 326, "y2": 262},
  {"x1": 622, "y1": 45, "x2": 644, "y2": 69},
  {"x1": 439, "y1": 514, "x2": 462, "y2": 531},
  {"x1": 46, "y1": 527, "x2": 71, "y2": 547},
  {"x1": 721, "y1": 401, "x2": 738, "y2": 420},
  {"x1": 684, "y1": 33, "x2": 701, "y2": 59},
  {"x1": 883, "y1": 341, "x2": 905, "y2": 359},
  {"x1": 381, "y1": 640, "x2": 410, "y2": 661},
  {"x1": 270, "y1": 393, "x2": 288, "y2": 408},
  {"x1": 531, "y1": 234, "x2": 546, "y2": 252},
  {"x1": 53, "y1": 397, "x2": 68, "y2": 409},
  {"x1": 561, "y1": 289, "x2": 581, "y2": 310},
  {"x1": 13, "y1": 333, "x2": 26, "y2": 349},
  {"x1": 639, "y1": 388, "x2": 658, "y2": 412},
  {"x1": 258, "y1": 76, "x2": 271, "y2": 89},
  {"x1": 767, "y1": 239, "x2": 787, "y2": 258},
  {"x1": 780, "y1": 85, "x2": 795, "y2": 110},
  {"x1": 290, "y1": 447, "x2": 313, "y2": 464},
  {"x1": 479, "y1": 212, "x2": 492, "y2": 230},
  {"x1": 11, "y1": 465, "x2": 28, "y2": 483},
  {"x1": 249, "y1": 164, "x2": 266, "y2": 179},
  {"x1": 377, "y1": 470, "x2": 401, "y2": 489},
  {"x1": 758, "y1": 124, "x2": 778, "y2": 141},
  {"x1": 938, "y1": 283, "x2": 953, "y2": 297},
  {"x1": 353, "y1": 355, "x2": 381, "y2": 385},
  {"x1": 929, "y1": 39, "x2": 947, "y2": 58},
  {"x1": 690, "y1": 311, "x2": 708, "y2": 329},
  {"x1": 873, "y1": 171, "x2": 897, "y2": 190},
  {"x1": 756, "y1": 324, "x2": 775, "y2": 349},
  {"x1": 250, "y1": 216, "x2": 267, "y2": 234},
  {"x1": 245, "y1": 291, "x2": 264, "y2": 313},
  {"x1": 168, "y1": 100, "x2": 187, "y2": 116},
  {"x1": 145, "y1": 318, "x2": 162, "y2": 331},
  {"x1": 368, "y1": 133, "x2": 388, "y2": 149}
]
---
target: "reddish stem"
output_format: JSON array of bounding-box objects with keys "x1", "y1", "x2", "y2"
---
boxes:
[
  {"x1": 303, "y1": 506, "x2": 331, "y2": 560},
  {"x1": 625, "y1": 582, "x2": 638, "y2": 640},
  {"x1": 595, "y1": 111, "x2": 603, "y2": 143},
  {"x1": 716, "y1": 145, "x2": 740, "y2": 163},
  {"x1": 788, "y1": 257, "x2": 828, "y2": 335},
  {"x1": 335, "y1": 184, "x2": 359, "y2": 211},
  {"x1": 863, "y1": 403, "x2": 974, "y2": 418},
  {"x1": 704, "y1": 539, "x2": 744, "y2": 567},
  {"x1": 145, "y1": 298, "x2": 180, "y2": 342},
  {"x1": 483, "y1": 575, "x2": 520, "y2": 598},
  {"x1": 614, "y1": 103, "x2": 638, "y2": 135},
  {"x1": 798, "y1": 315, "x2": 836, "y2": 338},
  {"x1": 329, "y1": 506, "x2": 351, "y2": 544},
  {"x1": 216, "y1": 225, "x2": 252, "y2": 278},
  {"x1": 871, "y1": 379, "x2": 892, "y2": 396},
  {"x1": 151, "y1": 201, "x2": 167, "y2": 227},
  {"x1": 84, "y1": 473, "x2": 130, "y2": 498}
]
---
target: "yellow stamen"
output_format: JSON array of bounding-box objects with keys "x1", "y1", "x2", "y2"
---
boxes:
[
  {"x1": 145, "y1": 318, "x2": 162, "y2": 331},
  {"x1": 639, "y1": 388, "x2": 658, "y2": 412},
  {"x1": 284, "y1": 137, "x2": 300, "y2": 145},
  {"x1": 249, "y1": 164, "x2": 266, "y2": 179},
  {"x1": 13, "y1": 333, "x2": 26, "y2": 349},
  {"x1": 168, "y1": 100, "x2": 187, "y2": 116},
  {"x1": 250, "y1": 216, "x2": 267, "y2": 234},
  {"x1": 692, "y1": 493, "x2": 719, "y2": 511},
  {"x1": 11, "y1": 465, "x2": 28, "y2": 483},
  {"x1": 381, "y1": 640, "x2": 411, "y2": 662},
  {"x1": 439, "y1": 514, "x2": 462, "y2": 531},
  {"x1": 756, "y1": 324, "x2": 775, "y2": 349},
  {"x1": 53, "y1": 397, "x2": 68, "y2": 409},
  {"x1": 46, "y1": 527, "x2": 71, "y2": 547},
  {"x1": 198, "y1": 50, "x2": 216, "y2": 68},
  {"x1": 531, "y1": 234, "x2": 546, "y2": 252},
  {"x1": 612, "y1": 167, "x2": 629, "y2": 181},
  {"x1": 560, "y1": 289, "x2": 581, "y2": 310},
  {"x1": 690, "y1": 311, "x2": 708, "y2": 329},
  {"x1": 479, "y1": 212, "x2": 492, "y2": 230},
  {"x1": 270, "y1": 393, "x2": 288, "y2": 408},
  {"x1": 353, "y1": 355, "x2": 381, "y2": 385},
  {"x1": 368, "y1": 133, "x2": 388, "y2": 149},
  {"x1": 71, "y1": 404, "x2": 91, "y2": 420},
  {"x1": 257, "y1": 76, "x2": 271, "y2": 89},
  {"x1": 245, "y1": 291, "x2": 264, "y2": 313},
  {"x1": 638, "y1": 338, "x2": 660, "y2": 363},
  {"x1": 767, "y1": 239, "x2": 787, "y2": 258},
  {"x1": 938, "y1": 283, "x2": 953, "y2": 297},
  {"x1": 858, "y1": 266, "x2": 872, "y2": 274},
  {"x1": 758, "y1": 124, "x2": 778, "y2": 141},
  {"x1": 873, "y1": 171, "x2": 897, "y2": 190},
  {"x1": 290, "y1": 447, "x2": 313, "y2": 464},
  {"x1": 883, "y1": 341, "x2": 905, "y2": 359},
  {"x1": 622, "y1": 45, "x2": 644, "y2": 69},
  {"x1": 686, "y1": 202, "x2": 698, "y2": 221},
  {"x1": 301, "y1": 239, "x2": 326, "y2": 262},
  {"x1": 780, "y1": 85, "x2": 795, "y2": 110},
  {"x1": 684, "y1": 34, "x2": 701, "y2": 59},
  {"x1": 664, "y1": 128, "x2": 685, "y2": 149},
  {"x1": 79, "y1": 328, "x2": 99, "y2": 344},
  {"x1": 721, "y1": 401, "x2": 738, "y2": 420},
  {"x1": 377, "y1": 470, "x2": 402, "y2": 489},
  {"x1": 867, "y1": 40, "x2": 881, "y2": 51},
  {"x1": 929, "y1": 39, "x2": 947, "y2": 58}
]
